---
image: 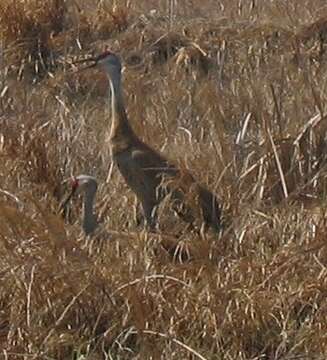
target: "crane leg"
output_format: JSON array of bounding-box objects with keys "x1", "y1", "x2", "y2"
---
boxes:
[{"x1": 141, "y1": 200, "x2": 158, "y2": 230}]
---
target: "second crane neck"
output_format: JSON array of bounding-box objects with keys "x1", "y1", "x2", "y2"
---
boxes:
[{"x1": 82, "y1": 183, "x2": 97, "y2": 236}]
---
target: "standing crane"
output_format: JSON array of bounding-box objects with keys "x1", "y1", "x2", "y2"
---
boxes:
[{"x1": 75, "y1": 50, "x2": 222, "y2": 232}]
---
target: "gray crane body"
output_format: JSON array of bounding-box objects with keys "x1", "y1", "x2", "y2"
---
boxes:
[{"x1": 76, "y1": 50, "x2": 222, "y2": 232}]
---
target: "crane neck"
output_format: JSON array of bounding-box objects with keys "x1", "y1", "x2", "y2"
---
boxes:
[
  {"x1": 82, "y1": 181, "x2": 97, "y2": 236},
  {"x1": 108, "y1": 71, "x2": 135, "y2": 142}
]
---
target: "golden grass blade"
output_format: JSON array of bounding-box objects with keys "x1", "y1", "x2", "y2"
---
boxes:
[{"x1": 268, "y1": 128, "x2": 288, "y2": 199}]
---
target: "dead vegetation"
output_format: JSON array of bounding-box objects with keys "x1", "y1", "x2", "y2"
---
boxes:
[{"x1": 2, "y1": 0, "x2": 327, "y2": 358}]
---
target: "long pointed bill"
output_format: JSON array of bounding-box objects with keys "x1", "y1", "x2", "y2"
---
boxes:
[
  {"x1": 72, "y1": 57, "x2": 97, "y2": 71},
  {"x1": 59, "y1": 177, "x2": 78, "y2": 213},
  {"x1": 72, "y1": 49, "x2": 113, "y2": 71},
  {"x1": 60, "y1": 187, "x2": 76, "y2": 211}
]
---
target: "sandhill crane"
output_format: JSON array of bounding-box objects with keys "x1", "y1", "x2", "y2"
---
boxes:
[{"x1": 75, "y1": 50, "x2": 222, "y2": 232}]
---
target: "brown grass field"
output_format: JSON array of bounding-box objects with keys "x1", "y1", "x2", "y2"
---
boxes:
[{"x1": 2, "y1": 0, "x2": 327, "y2": 358}]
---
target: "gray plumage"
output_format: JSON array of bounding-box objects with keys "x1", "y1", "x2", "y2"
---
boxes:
[{"x1": 77, "y1": 50, "x2": 222, "y2": 232}]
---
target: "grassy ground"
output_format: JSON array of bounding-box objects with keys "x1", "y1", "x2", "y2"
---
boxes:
[{"x1": 2, "y1": 0, "x2": 327, "y2": 358}]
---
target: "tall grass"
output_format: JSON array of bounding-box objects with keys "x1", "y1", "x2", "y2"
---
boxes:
[{"x1": 1, "y1": 0, "x2": 327, "y2": 358}]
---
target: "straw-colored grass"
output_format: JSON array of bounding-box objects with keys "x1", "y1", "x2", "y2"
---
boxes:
[{"x1": 2, "y1": 0, "x2": 327, "y2": 358}]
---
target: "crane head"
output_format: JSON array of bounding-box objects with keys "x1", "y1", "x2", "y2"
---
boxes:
[
  {"x1": 74, "y1": 49, "x2": 122, "y2": 74},
  {"x1": 60, "y1": 174, "x2": 97, "y2": 212},
  {"x1": 71, "y1": 175, "x2": 97, "y2": 193}
]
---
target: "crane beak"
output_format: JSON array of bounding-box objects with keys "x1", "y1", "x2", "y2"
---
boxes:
[
  {"x1": 72, "y1": 56, "x2": 98, "y2": 71},
  {"x1": 60, "y1": 191, "x2": 73, "y2": 210},
  {"x1": 59, "y1": 186, "x2": 77, "y2": 213},
  {"x1": 59, "y1": 177, "x2": 79, "y2": 213}
]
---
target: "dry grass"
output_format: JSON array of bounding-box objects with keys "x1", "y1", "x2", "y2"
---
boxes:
[{"x1": 2, "y1": 0, "x2": 327, "y2": 358}]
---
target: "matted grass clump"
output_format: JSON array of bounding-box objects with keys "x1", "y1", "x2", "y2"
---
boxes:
[
  {"x1": 0, "y1": 0, "x2": 67, "y2": 76},
  {"x1": 2, "y1": 0, "x2": 327, "y2": 358},
  {"x1": 0, "y1": 0, "x2": 130, "y2": 80}
]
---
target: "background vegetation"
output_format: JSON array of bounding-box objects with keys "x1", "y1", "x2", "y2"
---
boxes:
[{"x1": 1, "y1": 0, "x2": 327, "y2": 358}]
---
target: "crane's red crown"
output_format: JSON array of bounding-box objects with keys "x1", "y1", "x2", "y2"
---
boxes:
[
  {"x1": 71, "y1": 176, "x2": 79, "y2": 189},
  {"x1": 96, "y1": 49, "x2": 114, "y2": 61}
]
